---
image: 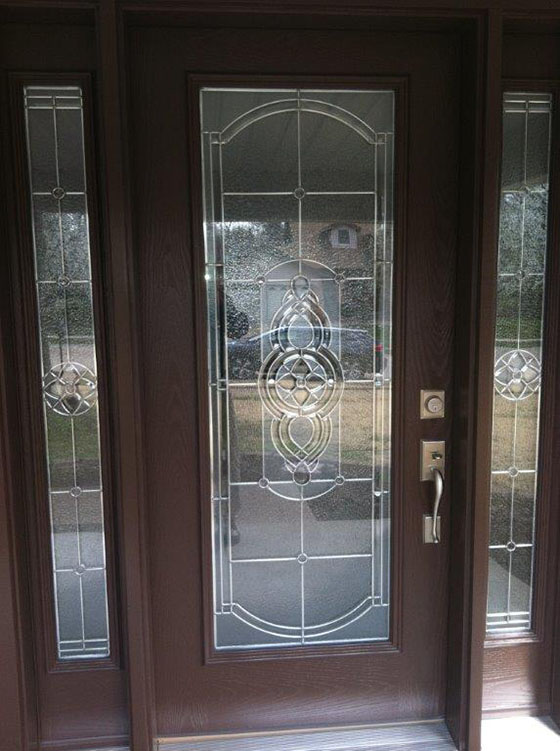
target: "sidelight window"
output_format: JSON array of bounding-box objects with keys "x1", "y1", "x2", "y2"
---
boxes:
[
  {"x1": 23, "y1": 86, "x2": 110, "y2": 659},
  {"x1": 486, "y1": 92, "x2": 552, "y2": 634}
]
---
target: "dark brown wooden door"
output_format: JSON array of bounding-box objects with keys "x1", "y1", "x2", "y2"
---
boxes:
[{"x1": 127, "y1": 23, "x2": 460, "y2": 737}]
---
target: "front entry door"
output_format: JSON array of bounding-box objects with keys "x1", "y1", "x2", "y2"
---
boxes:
[{"x1": 127, "y1": 22, "x2": 460, "y2": 739}]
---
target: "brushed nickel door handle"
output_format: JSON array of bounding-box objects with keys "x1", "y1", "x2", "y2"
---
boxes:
[
  {"x1": 430, "y1": 466, "x2": 444, "y2": 544},
  {"x1": 421, "y1": 441, "x2": 445, "y2": 543}
]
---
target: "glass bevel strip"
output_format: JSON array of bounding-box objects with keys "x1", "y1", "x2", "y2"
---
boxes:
[
  {"x1": 23, "y1": 85, "x2": 110, "y2": 659},
  {"x1": 201, "y1": 88, "x2": 395, "y2": 650},
  {"x1": 486, "y1": 92, "x2": 552, "y2": 635}
]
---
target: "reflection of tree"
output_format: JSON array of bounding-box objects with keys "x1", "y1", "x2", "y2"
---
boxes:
[
  {"x1": 226, "y1": 294, "x2": 249, "y2": 340},
  {"x1": 224, "y1": 221, "x2": 293, "y2": 273},
  {"x1": 497, "y1": 188, "x2": 547, "y2": 340}
]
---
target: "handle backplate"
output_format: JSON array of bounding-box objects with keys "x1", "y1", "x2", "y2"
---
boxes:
[
  {"x1": 420, "y1": 440, "x2": 445, "y2": 481},
  {"x1": 423, "y1": 513, "x2": 442, "y2": 544}
]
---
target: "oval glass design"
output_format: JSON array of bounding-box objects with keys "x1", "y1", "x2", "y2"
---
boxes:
[{"x1": 200, "y1": 88, "x2": 394, "y2": 649}]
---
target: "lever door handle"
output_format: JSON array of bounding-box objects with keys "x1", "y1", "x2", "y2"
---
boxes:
[
  {"x1": 420, "y1": 440, "x2": 444, "y2": 543},
  {"x1": 430, "y1": 466, "x2": 444, "y2": 544}
]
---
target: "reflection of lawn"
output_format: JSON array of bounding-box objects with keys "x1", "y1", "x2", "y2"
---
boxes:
[
  {"x1": 491, "y1": 393, "x2": 539, "y2": 547},
  {"x1": 229, "y1": 382, "x2": 391, "y2": 471},
  {"x1": 46, "y1": 410, "x2": 100, "y2": 462},
  {"x1": 492, "y1": 394, "x2": 538, "y2": 469},
  {"x1": 496, "y1": 318, "x2": 542, "y2": 339}
]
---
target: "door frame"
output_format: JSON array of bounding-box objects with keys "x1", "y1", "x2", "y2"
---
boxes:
[{"x1": 5, "y1": 3, "x2": 560, "y2": 751}]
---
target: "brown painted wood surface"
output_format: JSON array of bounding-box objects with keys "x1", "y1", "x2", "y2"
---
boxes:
[
  {"x1": 126, "y1": 21, "x2": 460, "y2": 736},
  {"x1": 97, "y1": 1, "x2": 156, "y2": 750}
]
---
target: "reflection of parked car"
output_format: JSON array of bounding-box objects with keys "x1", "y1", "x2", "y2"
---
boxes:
[{"x1": 228, "y1": 327, "x2": 386, "y2": 382}]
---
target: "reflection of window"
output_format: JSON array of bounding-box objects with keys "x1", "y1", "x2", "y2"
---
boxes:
[{"x1": 330, "y1": 224, "x2": 358, "y2": 249}]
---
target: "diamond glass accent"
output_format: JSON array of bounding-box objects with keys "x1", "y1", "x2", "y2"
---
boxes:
[
  {"x1": 24, "y1": 86, "x2": 110, "y2": 659},
  {"x1": 201, "y1": 88, "x2": 394, "y2": 649},
  {"x1": 487, "y1": 93, "x2": 552, "y2": 634}
]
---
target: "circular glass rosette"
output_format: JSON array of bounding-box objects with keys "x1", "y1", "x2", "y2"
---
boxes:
[
  {"x1": 494, "y1": 348, "x2": 541, "y2": 401},
  {"x1": 43, "y1": 361, "x2": 98, "y2": 416}
]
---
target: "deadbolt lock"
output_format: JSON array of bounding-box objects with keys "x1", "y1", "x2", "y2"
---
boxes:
[{"x1": 420, "y1": 389, "x2": 445, "y2": 419}]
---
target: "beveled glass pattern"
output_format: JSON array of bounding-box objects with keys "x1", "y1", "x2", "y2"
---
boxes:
[
  {"x1": 24, "y1": 86, "x2": 110, "y2": 659},
  {"x1": 486, "y1": 93, "x2": 552, "y2": 634},
  {"x1": 201, "y1": 88, "x2": 394, "y2": 649}
]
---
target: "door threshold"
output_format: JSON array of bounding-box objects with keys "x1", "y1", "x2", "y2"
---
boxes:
[
  {"x1": 482, "y1": 716, "x2": 560, "y2": 750},
  {"x1": 157, "y1": 719, "x2": 456, "y2": 750}
]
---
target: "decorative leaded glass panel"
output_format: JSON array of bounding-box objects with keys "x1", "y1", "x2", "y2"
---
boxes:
[
  {"x1": 200, "y1": 88, "x2": 394, "y2": 649},
  {"x1": 486, "y1": 92, "x2": 552, "y2": 634},
  {"x1": 24, "y1": 86, "x2": 110, "y2": 659}
]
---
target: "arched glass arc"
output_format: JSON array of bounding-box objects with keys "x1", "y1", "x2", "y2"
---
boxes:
[{"x1": 220, "y1": 97, "x2": 378, "y2": 145}]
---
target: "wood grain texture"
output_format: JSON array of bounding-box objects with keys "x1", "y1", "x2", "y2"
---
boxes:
[
  {"x1": 0, "y1": 43, "x2": 39, "y2": 751},
  {"x1": 0, "y1": 357, "x2": 28, "y2": 750},
  {"x1": 442, "y1": 14, "x2": 489, "y2": 751},
  {"x1": 0, "y1": 126, "x2": 34, "y2": 751},
  {"x1": 456, "y1": 10, "x2": 503, "y2": 749},
  {"x1": 126, "y1": 21, "x2": 461, "y2": 737},
  {"x1": 97, "y1": 1, "x2": 155, "y2": 749}
]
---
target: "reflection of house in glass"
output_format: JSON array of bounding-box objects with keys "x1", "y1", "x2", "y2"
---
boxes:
[{"x1": 224, "y1": 213, "x2": 394, "y2": 385}]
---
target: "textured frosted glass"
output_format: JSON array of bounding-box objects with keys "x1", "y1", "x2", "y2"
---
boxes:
[
  {"x1": 486, "y1": 93, "x2": 552, "y2": 634},
  {"x1": 201, "y1": 88, "x2": 394, "y2": 649},
  {"x1": 24, "y1": 86, "x2": 109, "y2": 659}
]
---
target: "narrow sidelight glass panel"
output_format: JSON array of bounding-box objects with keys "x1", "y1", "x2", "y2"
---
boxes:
[
  {"x1": 200, "y1": 88, "x2": 394, "y2": 649},
  {"x1": 486, "y1": 92, "x2": 552, "y2": 634},
  {"x1": 24, "y1": 86, "x2": 110, "y2": 659}
]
